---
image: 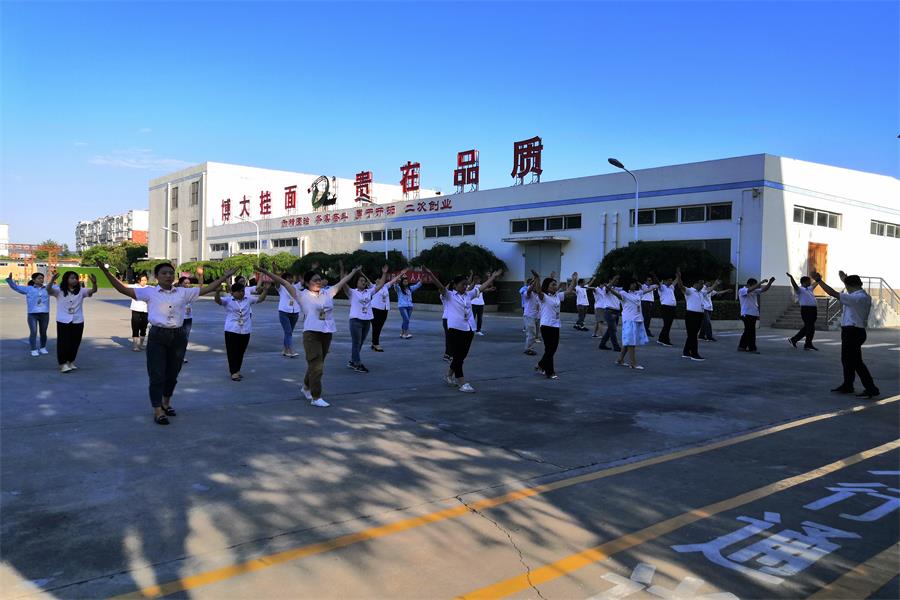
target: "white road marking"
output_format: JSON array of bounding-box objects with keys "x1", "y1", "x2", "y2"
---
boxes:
[{"x1": 862, "y1": 343, "x2": 894, "y2": 349}]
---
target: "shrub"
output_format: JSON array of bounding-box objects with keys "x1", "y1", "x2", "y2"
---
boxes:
[
  {"x1": 594, "y1": 242, "x2": 732, "y2": 286},
  {"x1": 410, "y1": 242, "x2": 506, "y2": 281}
]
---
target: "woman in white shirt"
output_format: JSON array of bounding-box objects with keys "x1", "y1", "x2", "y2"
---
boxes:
[
  {"x1": 530, "y1": 269, "x2": 577, "y2": 379},
  {"x1": 340, "y1": 265, "x2": 407, "y2": 373},
  {"x1": 370, "y1": 276, "x2": 392, "y2": 352},
  {"x1": 426, "y1": 267, "x2": 502, "y2": 393},
  {"x1": 275, "y1": 272, "x2": 304, "y2": 358},
  {"x1": 215, "y1": 282, "x2": 270, "y2": 381},
  {"x1": 97, "y1": 261, "x2": 236, "y2": 425},
  {"x1": 47, "y1": 270, "x2": 98, "y2": 373},
  {"x1": 261, "y1": 265, "x2": 359, "y2": 408},
  {"x1": 674, "y1": 271, "x2": 708, "y2": 361},
  {"x1": 606, "y1": 279, "x2": 658, "y2": 369},
  {"x1": 129, "y1": 274, "x2": 150, "y2": 351}
]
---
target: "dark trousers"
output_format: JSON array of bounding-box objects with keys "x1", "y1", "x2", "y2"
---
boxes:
[
  {"x1": 473, "y1": 305, "x2": 484, "y2": 332},
  {"x1": 700, "y1": 310, "x2": 714, "y2": 340},
  {"x1": 600, "y1": 309, "x2": 621, "y2": 350},
  {"x1": 131, "y1": 311, "x2": 148, "y2": 337},
  {"x1": 225, "y1": 331, "x2": 251, "y2": 375},
  {"x1": 538, "y1": 325, "x2": 560, "y2": 376},
  {"x1": 641, "y1": 301, "x2": 654, "y2": 335},
  {"x1": 683, "y1": 311, "x2": 703, "y2": 358},
  {"x1": 659, "y1": 305, "x2": 676, "y2": 345},
  {"x1": 447, "y1": 328, "x2": 474, "y2": 378},
  {"x1": 739, "y1": 315, "x2": 758, "y2": 351},
  {"x1": 27, "y1": 312, "x2": 49, "y2": 350},
  {"x1": 349, "y1": 318, "x2": 371, "y2": 364},
  {"x1": 146, "y1": 326, "x2": 188, "y2": 408},
  {"x1": 443, "y1": 318, "x2": 451, "y2": 356},
  {"x1": 56, "y1": 321, "x2": 84, "y2": 364},
  {"x1": 841, "y1": 327, "x2": 878, "y2": 393},
  {"x1": 303, "y1": 331, "x2": 332, "y2": 399},
  {"x1": 791, "y1": 306, "x2": 818, "y2": 347},
  {"x1": 371, "y1": 308, "x2": 388, "y2": 345},
  {"x1": 575, "y1": 305, "x2": 588, "y2": 327},
  {"x1": 182, "y1": 318, "x2": 193, "y2": 340}
]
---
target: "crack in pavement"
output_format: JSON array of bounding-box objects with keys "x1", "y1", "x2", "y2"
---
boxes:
[{"x1": 455, "y1": 494, "x2": 548, "y2": 600}]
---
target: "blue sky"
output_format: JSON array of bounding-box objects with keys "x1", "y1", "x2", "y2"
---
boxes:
[{"x1": 2, "y1": 1, "x2": 897, "y2": 247}]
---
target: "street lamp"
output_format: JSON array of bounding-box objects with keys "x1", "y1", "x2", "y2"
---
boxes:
[
  {"x1": 608, "y1": 158, "x2": 640, "y2": 243},
  {"x1": 236, "y1": 216, "x2": 260, "y2": 258},
  {"x1": 161, "y1": 226, "x2": 181, "y2": 267}
]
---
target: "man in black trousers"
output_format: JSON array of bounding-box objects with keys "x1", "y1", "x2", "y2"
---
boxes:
[
  {"x1": 786, "y1": 272, "x2": 820, "y2": 351},
  {"x1": 814, "y1": 270, "x2": 879, "y2": 399}
]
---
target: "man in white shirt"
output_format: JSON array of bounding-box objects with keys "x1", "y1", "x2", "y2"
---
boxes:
[
  {"x1": 656, "y1": 276, "x2": 677, "y2": 347},
  {"x1": 786, "y1": 272, "x2": 820, "y2": 350},
  {"x1": 814, "y1": 271, "x2": 879, "y2": 399},
  {"x1": 574, "y1": 277, "x2": 594, "y2": 331},
  {"x1": 639, "y1": 276, "x2": 657, "y2": 337},
  {"x1": 737, "y1": 276, "x2": 774, "y2": 353}
]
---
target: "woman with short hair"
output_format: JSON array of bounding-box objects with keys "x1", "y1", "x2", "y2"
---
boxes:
[{"x1": 47, "y1": 270, "x2": 98, "y2": 372}]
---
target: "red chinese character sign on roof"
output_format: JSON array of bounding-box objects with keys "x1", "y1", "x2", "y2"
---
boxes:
[
  {"x1": 511, "y1": 136, "x2": 543, "y2": 185},
  {"x1": 259, "y1": 190, "x2": 272, "y2": 216},
  {"x1": 239, "y1": 195, "x2": 251, "y2": 218},
  {"x1": 355, "y1": 171, "x2": 373, "y2": 203},
  {"x1": 284, "y1": 185, "x2": 297, "y2": 210},
  {"x1": 400, "y1": 161, "x2": 420, "y2": 199},
  {"x1": 221, "y1": 198, "x2": 231, "y2": 222},
  {"x1": 454, "y1": 149, "x2": 479, "y2": 193}
]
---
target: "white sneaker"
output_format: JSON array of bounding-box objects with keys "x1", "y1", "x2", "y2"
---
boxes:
[
  {"x1": 444, "y1": 374, "x2": 458, "y2": 386},
  {"x1": 39, "y1": 348, "x2": 49, "y2": 355},
  {"x1": 458, "y1": 383, "x2": 476, "y2": 393},
  {"x1": 310, "y1": 398, "x2": 330, "y2": 407},
  {"x1": 30, "y1": 350, "x2": 39, "y2": 357},
  {"x1": 68, "y1": 362, "x2": 78, "y2": 370},
  {"x1": 475, "y1": 331, "x2": 485, "y2": 336},
  {"x1": 300, "y1": 386, "x2": 313, "y2": 401},
  {"x1": 60, "y1": 364, "x2": 73, "y2": 373}
]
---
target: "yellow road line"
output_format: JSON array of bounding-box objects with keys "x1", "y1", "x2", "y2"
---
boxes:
[
  {"x1": 458, "y1": 438, "x2": 900, "y2": 599},
  {"x1": 112, "y1": 395, "x2": 899, "y2": 599},
  {"x1": 807, "y1": 542, "x2": 900, "y2": 599}
]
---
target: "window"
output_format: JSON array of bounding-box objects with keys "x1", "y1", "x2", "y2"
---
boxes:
[
  {"x1": 655, "y1": 208, "x2": 678, "y2": 224},
  {"x1": 680, "y1": 206, "x2": 706, "y2": 222},
  {"x1": 210, "y1": 243, "x2": 228, "y2": 252},
  {"x1": 238, "y1": 240, "x2": 258, "y2": 251},
  {"x1": 361, "y1": 229, "x2": 402, "y2": 242},
  {"x1": 871, "y1": 219, "x2": 899, "y2": 238},
  {"x1": 636, "y1": 210, "x2": 654, "y2": 225},
  {"x1": 170, "y1": 223, "x2": 178, "y2": 242},
  {"x1": 708, "y1": 203, "x2": 732, "y2": 220},
  {"x1": 171, "y1": 186, "x2": 178, "y2": 209},
  {"x1": 511, "y1": 214, "x2": 581, "y2": 233},
  {"x1": 190, "y1": 181, "x2": 199, "y2": 206},
  {"x1": 424, "y1": 223, "x2": 476, "y2": 239},
  {"x1": 794, "y1": 205, "x2": 841, "y2": 229},
  {"x1": 272, "y1": 237, "x2": 299, "y2": 248},
  {"x1": 190, "y1": 220, "x2": 199, "y2": 241}
]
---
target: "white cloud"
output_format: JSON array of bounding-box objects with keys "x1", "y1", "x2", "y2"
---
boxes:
[
  {"x1": 138, "y1": 127, "x2": 152, "y2": 134},
  {"x1": 73, "y1": 141, "x2": 89, "y2": 147},
  {"x1": 89, "y1": 149, "x2": 192, "y2": 171}
]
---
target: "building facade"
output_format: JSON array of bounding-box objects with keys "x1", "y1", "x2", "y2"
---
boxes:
[
  {"x1": 149, "y1": 154, "x2": 900, "y2": 324},
  {"x1": 75, "y1": 210, "x2": 149, "y2": 253}
]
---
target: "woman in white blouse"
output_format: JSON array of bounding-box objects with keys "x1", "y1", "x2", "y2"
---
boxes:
[
  {"x1": 260, "y1": 265, "x2": 359, "y2": 408},
  {"x1": 340, "y1": 265, "x2": 408, "y2": 373},
  {"x1": 129, "y1": 274, "x2": 150, "y2": 351},
  {"x1": 425, "y1": 267, "x2": 502, "y2": 393},
  {"x1": 529, "y1": 269, "x2": 577, "y2": 379},
  {"x1": 605, "y1": 279, "x2": 659, "y2": 370},
  {"x1": 215, "y1": 282, "x2": 270, "y2": 381},
  {"x1": 47, "y1": 270, "x2": 98, "y2": 373}
]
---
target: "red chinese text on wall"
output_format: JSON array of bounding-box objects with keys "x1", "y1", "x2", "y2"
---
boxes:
[
  {"x1": 511, "y1": 136, "x2": 543, "y2": 184},
  {"x1": 400, "y1": 161, "x2": 420, "y2": 199},
  {"x1": 454, "y1": 149, "x2": 479, "y2": 192}
]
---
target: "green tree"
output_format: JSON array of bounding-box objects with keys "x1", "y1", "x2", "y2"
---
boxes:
[
  {"x1": 35, "y1": 239, "x2": 63, "y2": 260},
  {"x1": 410, "y1": 242, "x2": 506, "y2": 281},
  {"x1": 80, "y1": 244, "x2": 114, "y2": 267},
  {"x1": 594, "y1": 242, "x2": 732, "y2": 285}
]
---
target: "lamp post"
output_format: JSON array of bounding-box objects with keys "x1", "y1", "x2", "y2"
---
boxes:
[
  {"x1": 237, "y1": 216, "x2": 260, "y2": 258},
  {"x1": 161, "y1": 226, "x2": 181, "y2": 267},
  {"x1": 608, "y1": 158, "x2": 639, "y2": 243}
]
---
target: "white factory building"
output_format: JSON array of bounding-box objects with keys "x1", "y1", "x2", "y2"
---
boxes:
[{"x1": 148, "y1": 154, "x2": 900, "y2": 324}]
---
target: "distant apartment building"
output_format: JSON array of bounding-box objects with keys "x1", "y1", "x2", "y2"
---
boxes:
[
  {"x1": 0, "y1": 224, "x2": 8, "y2": 256},
  {"x1": 75, "y1": 210, "x2": 149, "y2": 252}
]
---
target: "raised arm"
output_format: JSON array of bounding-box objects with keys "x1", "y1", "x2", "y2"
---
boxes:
[
  {"x1": 374, "y1": 266, "x2": 407, "y2": 295},
  {"x1": 331, "y1": 266, "x2": 361, "y2": 298},
  {"x1": 199, "y1": 268, "x2": 238, "y2": 296},
  {"x1": 5, "y1": 273, "x2": 25, "y2": 294},
  {"x1": 87, "y1": 273, "x2": 98, "y2": 297},
  {"x1": 255, "y1": 282, "x2": 270, "y2": 303},
  {"x1": 761, "y1": 276, "x2": 775, "y2": 293},
  {"x1": 258, "y1": 267, "x2": 299, "y2": 301},
  {"x1": 605, "y1": 285, "x2": 624, "y2": 302},
  {"x1": 422, "y1": 266, "x2": 447, "y2": 296},
  {"x1": 529, "y1": 269, "x2": 544, "y2": 300},
  {"x1": 214, "y1": 288, "x2": 224, "y2": 305},
  {"x1": 785, "y1": 273, "x2": 799, "y2": 293},
  {"x1": 812, "y1": 272, "x2": 840, "y2": 299},
  {"x1": 95, "y1": 261, "x2": 136, "y2": 299},
  {"x1": 482, "y1": 269, "x2": 503, "y2": 290},
  {"x1": 47, "y1": 271, "x2": 60, "y2": 295},
  {"x1": 674, "y1": 269, "x2": 686, "y2": 293}
]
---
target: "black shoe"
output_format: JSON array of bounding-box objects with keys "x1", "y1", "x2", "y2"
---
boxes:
[
  {"x1": 788, "y1": 338, "x2": 798, "y2": 348},
  {"x1": 524, "y1": 349, "x2": 537, "y2": 356},
  {"x1": 831, "y1": 386, "x2": 855, "y2": 394},
  {"x1": 598, "y1": 345, "x2": 610, "y2": 350},
  {"x1": 161, "y1": 405, "x2": 176, "y2": 417},
  {"x1": 708, "y1": 338, "x2": 717, "y2": 342},
  {"x1": 354, "y1": 363, "x2": 370, "y2": 373},
  {"x1": 371, "y1": 345, "x2": 385, "y2": 352},
  {"x1": 154, "y1": 414, "x2": 170, "y2": 425},
  {"x1": 856, "y1": 390, "x2": 880, "y2": 399},
  {"x1": 347, "y1": 361, "x2": 356, "y2": 369},
  {"x1": 805, "y1": 345, "x2": 819, "y2": 351},
  {"x1": 613, "y1": 347, "x2": 621, "y2": 352}
]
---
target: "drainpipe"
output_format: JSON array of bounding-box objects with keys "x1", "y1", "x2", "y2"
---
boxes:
[
  {"x1": 600, "y1": 213, "x2": 607, "y2": 257},
  {"x1": 612, "y1": 212, "x2": 619, "y2": 250}
]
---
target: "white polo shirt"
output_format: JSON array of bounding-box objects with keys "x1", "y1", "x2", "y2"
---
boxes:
[
  {"x1": 297, "y1": 287, "x2": 338, "y2": 333},
  {"x1": 349, "y1": 288, "x2": 374, "y2": 321},
  {"x1": 739, "y1": 287, "x2": 764, "y2": 317},
  {"x1": 130, "y1": 284, "x2": 148, "y2": 312},
  {"x1": 538, "y1": 291, "x2": 566, "y2": 328},
  {"x1": 443, "y1": 289, "x2": 478, "y2": 331},
  {"x1": 640, "y1": 284, "x2": 655, "y2": 302},
  {"x1": 49, "y1": 286, "x2": 92, "y2": 324},
  {"x1": 575, "y1": 285, "x2": 589, "y2": 307},
  {"x1": 221, "y1": 296, "x2": 260, "y2": 335},
  {"x1": 371, "y1": 285, "x2": 391, "y2": 311},
  {"x1": 840, "y1": 290, "x2": 871, "y2": 328},
  {"x1": 523, "y1": 290, "x2": 540, "y2": 318},
  {"x1": 620, "y1": 291, "x2": 643, "y2": 322},
  {"x1": 683, "y1": 287, "x2": 704, "y2": 313},
  {"x1": 797, "y1": 286, "x2": 817, "y2": 307},
  {"x1": 658, "y1": 284, "x2": 677, "y2": 307},
  {"x1": 134, "y1": 286, "x2": 200, "y2": 328},
  {"x1": 700, "y1": 286, "x2": 717, "y2": 311},
  {"x1": 592, "y1": 287, "x2": 608, "y2": 310},
  {"x1": 471, "y1": 285, "x2": 485, "y2": 306},
  {"x1": 278, "y1": 283, "x2": 302, "y2": 313}
]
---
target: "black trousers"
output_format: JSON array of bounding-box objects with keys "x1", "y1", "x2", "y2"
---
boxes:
[
  {"x1": 146, "y1": 326, "x2": 188, "y2": 408},
  {"x1": 473, "y1": 305, "x2": 484, "y2": 332},
  {"x1": 841, "y1": 327, "x2": 878, "y2": 393},
  {"x1": 641, "y1": 301, "x2": 654, "y2": 335},
  {"x1": 600, "y1": 309, "x2": 621, "y2": 350},
  {"x1": 447, "y1": 328, "x2": 474, "y2": 378},
  {"x1": 56, "y1": 321, "x2": 84, "y2": 365},
  {"x1": 538, "y1": 325, "x2": 560, "y2": 376},
  {"x1": 683, "y1": 311, "x2": 703, "y2": 358},
  {"x1": 791, "y1": 306, "x2": 818, "y2": 347},
  {"x1": 659, "y1": 305, "x2": 676, "y2": 345},
  {"x1": 131, "y1": 311, "x2": 148, "y2": 337},
  {"x1": 738, "y1": 315, "x2": 758, "y2": 351},
  {"x1": 442, "y1": 318, "x2": 451, "y2": 356},
  {"x1": 225, "y1": 331, "x2": 251, "y2": 375},
  {"x1": 371, "y1": 308, "x2": 388, "y2": 345}
]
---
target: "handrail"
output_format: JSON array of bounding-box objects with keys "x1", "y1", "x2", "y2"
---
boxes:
[
  {"x1": 859, "y1": 276, "x2": 900, "y2": 315},
  {"x1": 823, "y1": 296, "x2": 842, "y2": 327}
]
